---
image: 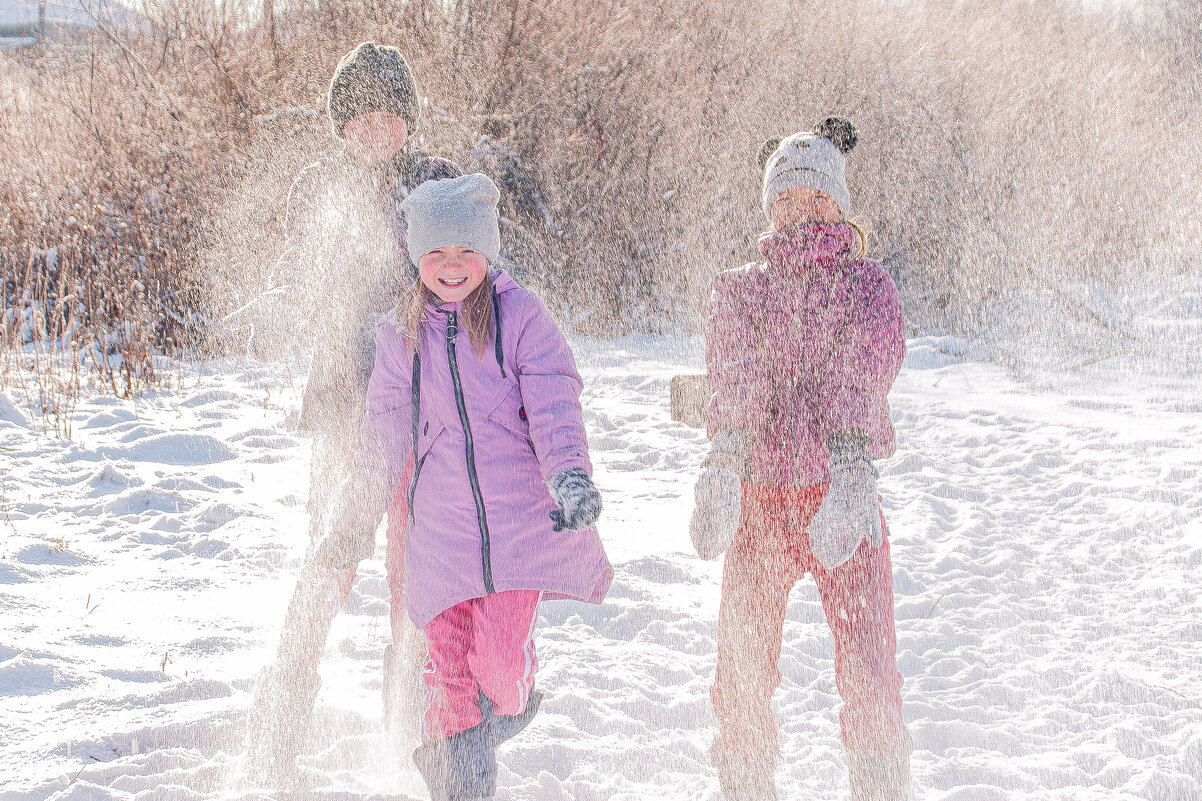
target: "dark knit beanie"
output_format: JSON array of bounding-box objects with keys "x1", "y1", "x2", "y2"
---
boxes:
[{"x1": 327, "y1": 42, "x2": 420, "y2": 138}]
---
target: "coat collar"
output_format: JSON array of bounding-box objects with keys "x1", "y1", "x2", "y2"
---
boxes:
[{"x1": 758, "y1": 223, "x2": 857, "y2": 271}]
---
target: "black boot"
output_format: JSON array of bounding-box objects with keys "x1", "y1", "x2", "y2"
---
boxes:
[
  {"x1": 480, "y1": 689, "x2": 543, "y2": 746},
  {"x1": 846, "y1": 732, "x2": 914, "y2": 801},
  {"x1": 413, "y1": 721, "x2": 497, "y2": 801},
  {"x1": 711, "y1": 739, "x2": 778, "y2": 801}
]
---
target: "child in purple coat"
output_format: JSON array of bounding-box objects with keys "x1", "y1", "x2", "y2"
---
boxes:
[
  {"x1": 690, "y1": 118, "x2": 912, "y2": 801},
  {"x1": 318, "y1": 173, "x2": 613, "y2": 801}
]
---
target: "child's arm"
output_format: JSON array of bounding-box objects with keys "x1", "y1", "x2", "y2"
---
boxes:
[
  {"x1": 314, "y1": 324, "x2": 415, "y2": 568},
  {"x1": 236, "y1": 166, "x2": 322, "y2": 360},
  {"x1": 512, "y1": 294, "x2": 601, "y2": 531},
  {"x1": 274, "y1": 162, "x2": 323, "y2": 291},
  {"x1": 808, "y1": 266, "x2": 905, "y2": 570},
  {"x1": 689, "y1": 269, "x2": 764, "y2": 559},
  {"x1": 704, "y1": 269, "x2": 771, "y2": 443},
  {"x1": 818, "y1": 267, "x2": 906, "y2": 448},
  {"x1": 512, "y1": 294, "x2": 590, "y2": 480}
]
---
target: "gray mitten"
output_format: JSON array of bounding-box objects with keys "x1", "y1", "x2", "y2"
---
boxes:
[
  {"x1": 689, "y1": 429, "x2": 746, "y2": 560},
  {"x1": 808, "y1": 430, "x2": 883, "y2": 570},
  {"x1": 548, "y1": 468, "x2": 602, "y2": 531}
]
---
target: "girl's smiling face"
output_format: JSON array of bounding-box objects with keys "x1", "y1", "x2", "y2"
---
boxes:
[
  {"x1": 770, "y1": 186, "x2": 844, "y2": 230},
  {"x1": 418, "y1": 246, "x2": 489, "y2": 303}
]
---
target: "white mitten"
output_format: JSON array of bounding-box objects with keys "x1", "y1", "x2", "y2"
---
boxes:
[
  {"x1": 808, "y1": 430, "x2": 883, "y2": 570},
  {"x1": 689, "y1": 429, "x2": 747, "y2": 560}
]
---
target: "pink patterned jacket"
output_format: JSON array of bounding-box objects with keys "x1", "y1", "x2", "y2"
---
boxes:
[{"x1": 704, "y1": 224, "x2": 905, "y2": 487}]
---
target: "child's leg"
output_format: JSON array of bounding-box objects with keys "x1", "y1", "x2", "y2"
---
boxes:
[
  {"x1": 422, "y1": 590, "x2": 541, "y2": 742},
  {"x1": 710, "y1": 484, "x2": 811, "y2": 799},
  {"x1": 383, "y1": 457, "x2": 425, "y2": 744},
  {"x1": 415, "y1": 591, "x2": 540, "y2": 801},
  {"x1": 422, "y1": 600, "x2": 481, "y2": 741},
  {"x1": 806, "y1": 522, "x2": 905, "y2": 754},
  {"x1": 306, "y1": 429, "x2": 357, "y2": 546},
  {"x1": 245, "y1": 556, "x2": 356, "y2": 782},
  {"x1": 711, "y1": 536, "x2": 793, "y2": 755},
  {"x1": 467, "y1": 589, "x2": 541, "y2": 717},
  {"x1": 414, "y1": 606, "x2": 496, "y2": 801}
]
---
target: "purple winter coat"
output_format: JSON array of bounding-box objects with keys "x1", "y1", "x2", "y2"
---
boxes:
[
  {"x1": 705, "y1": 223, "x2": 905, "y2": 488},
  {"x1": 348, "y1": 268, "x2": 613, "y2": 628}
]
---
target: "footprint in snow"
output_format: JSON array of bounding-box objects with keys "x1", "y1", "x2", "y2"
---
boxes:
[
  {"x1": 180, "y1": 389, "x2": 244, "y2": 408},
  {"x1": 103, "y1": 433, "x2": 236, "y2": 466},
  {"x1": 87, "y1": 463, "x2": 142, "y2": 496}
]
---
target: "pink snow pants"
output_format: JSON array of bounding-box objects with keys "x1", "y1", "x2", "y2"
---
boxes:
[
  {"x1": 711, "y1": 482, "x2": 906, "y2": 758},
  {"x1": 421, "y1": 589, "x2": 541, "y2": 741}
]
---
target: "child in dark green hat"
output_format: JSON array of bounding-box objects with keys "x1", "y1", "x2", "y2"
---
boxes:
[{"x1": 238, "y1": 40, "x2": 461, "y2": 789}]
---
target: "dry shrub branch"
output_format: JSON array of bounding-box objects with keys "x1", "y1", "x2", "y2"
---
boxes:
[{"x1": 3, "y1": 0, "x2": 1199, "y2": 420}]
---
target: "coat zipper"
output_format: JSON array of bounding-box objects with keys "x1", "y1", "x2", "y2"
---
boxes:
[
  {"x1": 407, "y1": 454, "x2": 427, "y2": 523},
  {"x1": 408, "y1": 351, "x2": 423, "y2": 524},
  {"x1": 443, "y1": 309, "x2": 495, "y2": 595}
]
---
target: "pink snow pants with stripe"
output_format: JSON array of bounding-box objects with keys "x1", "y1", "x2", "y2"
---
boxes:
[
  {"x1": 422, "y1": 589, "x2": 541, "y2": 741},
  {"x1": 711, "y1": 481, "x2": 906, "y2": 757}
]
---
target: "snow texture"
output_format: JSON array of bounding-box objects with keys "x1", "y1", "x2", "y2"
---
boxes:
[{"x1": 1, "y1": 331, "x2": 1200, "y2": 800}]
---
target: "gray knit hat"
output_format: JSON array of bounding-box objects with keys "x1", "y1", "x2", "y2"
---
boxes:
[
  {"x1": 761, "y1": 117, "x2": 859, "y2": 220},
  {"x1": 401, "y1": 174, "x2": 502, "y2": 267},
  {"x1": 327, "y1": 42, "x2": 420, "y2": 138}
]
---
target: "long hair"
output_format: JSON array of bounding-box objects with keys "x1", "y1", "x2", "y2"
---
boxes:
[
  {"x1": 400, "y1": 272, "x2": 495, "y2": 356},
  {"x1": 847, "y1": 218, "x2": 868, "y2": 260}
]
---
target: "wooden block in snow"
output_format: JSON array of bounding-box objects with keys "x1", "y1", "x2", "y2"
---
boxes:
[{"x1": 670, "y1": 374, "x2": 711, "y2": 429}]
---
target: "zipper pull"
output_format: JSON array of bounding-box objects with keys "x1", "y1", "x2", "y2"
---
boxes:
[{"x1": 446, "y1": 310, "x2": 459, "y2": 343}]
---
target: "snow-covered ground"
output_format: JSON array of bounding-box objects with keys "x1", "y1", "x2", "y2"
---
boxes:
[{"x1": 2, "y1": 333, "x2": 1200, "y2": 800}]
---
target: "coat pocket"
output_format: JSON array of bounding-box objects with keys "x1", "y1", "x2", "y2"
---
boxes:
[
  {"x1": 415, "y1": 414, "x2": 447, "y2": 457},
  {"x1": 408, "y1": 413, "x2": 447, "y2": 520},
  {"x1": 486, "y1": 384, "x2": 534, "y2": 451}
]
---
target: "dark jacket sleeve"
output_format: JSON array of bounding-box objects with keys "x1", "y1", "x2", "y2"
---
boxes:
[
  {"x1": 335, "y1": 318, "x2": 416, "y2": 532},
  {"x1": 414, "y1": 155, "x2": 463, "y2": 184},
  {"x1": 271, "y1": 160, "x2": 326, "y2": 292}
]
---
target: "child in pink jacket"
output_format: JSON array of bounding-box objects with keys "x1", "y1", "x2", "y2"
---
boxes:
[
  {"x1": 690, "y1": 118, "x2": 912, "y2": 801},
  {"x1": 318, "y1": 173, "x2": 613, "y2": 801}
]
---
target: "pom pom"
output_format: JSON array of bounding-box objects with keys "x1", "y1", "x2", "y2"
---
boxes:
[
  {"x1": 756, "y1": 137, "x2": 784, "y2": 171},
  {"x1": 814, "y1": 116, "x2": 858, "y2": 154}
]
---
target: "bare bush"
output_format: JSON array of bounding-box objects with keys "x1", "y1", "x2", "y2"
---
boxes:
[
  {"x1": 1, "y1": 36, "x2": 229, "y2": 397},
  {"x1": 3, "y1": 0, "x2": 1200, "y2": 424}
]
